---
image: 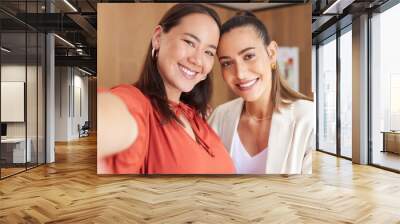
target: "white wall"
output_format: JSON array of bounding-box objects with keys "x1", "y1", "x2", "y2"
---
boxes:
[
  {"x1": 1, "y1": 65, "x2": 33, "y2": 138},
  {"x1": 72, "y1": 73, "x2": 89, "y2": 138},
  {"x1": 55, "y1": 66, "x2": 70, "y2": 141},
  {"x1": 55, "y1": 67, "x2": 89, "y2": 141},
  {"x1": 1, "y1": 63, "x2": 45, "y2": 164}
]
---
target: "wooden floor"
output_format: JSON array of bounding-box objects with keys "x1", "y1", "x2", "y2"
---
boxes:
[
  {"x1": 0, "y1": 135, "x2": 400, "y2": 223},
  {"x1": 1, "y1": 163, "x2": 44, "y2": 178},
  {"x1": 0, "y1": 167, "x2": 26, "y2": 178},
  {"x1": 372, "y1": 150, "x2": 400, "y2": 171}
]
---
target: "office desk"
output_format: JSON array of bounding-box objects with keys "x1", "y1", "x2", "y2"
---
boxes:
[
  {"x1": 1, "y1": 138, "x2": 31, "y2": 163},
  {"x1": 381, "y1": 131, "x2": 400, "y2": 154}
]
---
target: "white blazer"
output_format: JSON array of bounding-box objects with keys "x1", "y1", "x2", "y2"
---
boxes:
[{"x1": 208, "y1": 98, "x2": 315, "y2": 174}]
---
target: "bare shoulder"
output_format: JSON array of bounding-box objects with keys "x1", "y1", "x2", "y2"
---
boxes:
[
  {"x1": 110, "y1": 84, "x2": 150, "y2": 104},
  {"x1": 108, "y1": 84, "x2": 152, "y2": 116}
]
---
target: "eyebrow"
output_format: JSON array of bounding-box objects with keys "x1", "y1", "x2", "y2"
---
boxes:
[
  {"x1": 219, "y1": 47, "x2": 255, "y2": 60},
  {"x1": 183, "y1": 33, "x2": 217, "y2": 50},
  {"x1": 238, "y1": 47, "x2": 255, "y2": 55}
]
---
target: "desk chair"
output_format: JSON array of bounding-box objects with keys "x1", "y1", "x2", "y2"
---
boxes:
[{"x1": 79, "y1": 121, "x2": 90, "y2": 138}]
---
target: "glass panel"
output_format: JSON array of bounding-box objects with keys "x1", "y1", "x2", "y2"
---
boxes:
[
  {"x1": 317, "y1": 37, "x2": 337, "y2": 154},
  {"x1": 312, "y1": 45, "x2": 317, "y2": 148},
  {"x1": 0, "y1": 1, "x2": 46, "y2": 178},
  {"x1": 371, "y1": 3, "x2": 400, "y2": 171},
  {"x1": 340, "y1": 29, "x2": 352, "y2": 158},
  {"x1": 1, "y1": 30, "x2": 27, "y2": 177},
  {"x1": 38, "y1": 32, "x2": 45, "y2": 165},
  {"x1": 27, "y1": 31, "x2": 38, "y2": 169},
  {"x1": 312, "y1": 45, "x2": 316, "y2": 98}
]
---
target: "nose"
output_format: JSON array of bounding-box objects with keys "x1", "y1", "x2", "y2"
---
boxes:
[
  {"x1": 234, "y1": 62, "x2": 247, "y2": 79},
  {"x1": 188, "y1": 49, "x2": 202, "y2": 68}
]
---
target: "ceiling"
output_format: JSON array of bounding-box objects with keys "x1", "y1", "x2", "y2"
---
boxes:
[
  {"x1": 311, "y1": 0, "x2": 391, "y2": 44},
  {"x1": 0, "y1": 0, "x2": 97, "y2": 73}
]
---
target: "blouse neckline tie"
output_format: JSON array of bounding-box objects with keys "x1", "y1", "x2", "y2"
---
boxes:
[{"x1": 168, "y1": 101, "x2": 214, "y2": 157}]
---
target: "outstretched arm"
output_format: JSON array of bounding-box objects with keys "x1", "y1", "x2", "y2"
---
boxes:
[{"x1": 97, "y1": 92, "x2": 138, "y2": 158}]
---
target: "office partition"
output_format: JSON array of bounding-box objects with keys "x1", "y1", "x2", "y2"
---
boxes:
[{"x1": 0, "y1": 1, "x2": 47, "y2": 179}]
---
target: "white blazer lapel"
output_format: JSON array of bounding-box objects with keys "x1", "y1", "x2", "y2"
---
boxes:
[
  {"x1": 265, "y1": 104, "x2": 295, "y2": 173},
  {"x1": 223, "y1": 98, "x2": 244, "y2": 156}
]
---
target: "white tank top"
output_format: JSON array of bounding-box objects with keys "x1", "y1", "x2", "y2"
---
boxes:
[{"x1": 231, "y1": 129, "x2": 268, "y2": 174}]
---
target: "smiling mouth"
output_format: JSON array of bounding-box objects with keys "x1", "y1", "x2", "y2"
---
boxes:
[
  {"x1": 178, "y1": 64, "x2": 199, "y2": 80},
  {"x1": 236, "y1": 78, "x2": 259, "y2": 91}
]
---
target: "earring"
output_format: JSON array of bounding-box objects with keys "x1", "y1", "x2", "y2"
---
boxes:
[
  {"x1": 271, "y1": 63, "x2": 277, "y2": 70},
  {"x1": 151, "y1": 47, "x2": 156, "y2": 59}
]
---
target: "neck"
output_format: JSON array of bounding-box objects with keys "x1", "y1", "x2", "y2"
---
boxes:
[
  {"x1": 164, "y1": 82, "x2": 181, "y2": 104},
  {"x1": 244, "y1": 88, "x2": 274, "y2": 120}
]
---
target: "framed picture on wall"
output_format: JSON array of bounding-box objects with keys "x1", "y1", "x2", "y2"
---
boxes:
[
  {"x1": 277, "y1": 47, "x2": 300, "y2": 91},
  {"x1": 1, "y1": 81, "x2": 25, "y2": 122}
]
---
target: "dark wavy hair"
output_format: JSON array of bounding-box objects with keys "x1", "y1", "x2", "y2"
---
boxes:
[
  {"x1": 220, "y1": 11, "x2": 312, "y2": 111},
  {"x1": 135, "y1": 3, "x2": 221, "y2": 124}
]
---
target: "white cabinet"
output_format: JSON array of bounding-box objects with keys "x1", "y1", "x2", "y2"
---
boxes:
[{"x1": 1, "y1": 138, "x2": 32, "y2": 163}]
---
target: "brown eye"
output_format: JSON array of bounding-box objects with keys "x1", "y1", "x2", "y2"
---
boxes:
[
  {"x1": 220, "y1": 61, "x2": 231, "y2": 68},
  {"x1": 205, "y1": 50, "x2": 215, "y2": 57},
  {"x1": 244, "y1": 53, "x2": 255, "y2": 60},
  {"x1": 183, "y1": 39, "x2": 195, "y2": 47}
]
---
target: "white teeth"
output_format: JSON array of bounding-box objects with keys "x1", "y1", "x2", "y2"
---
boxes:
[
  {"x1": 238, "y1": 79, "x2": 257, "y2": 88},
  {"x1": 179, "y1": 65, "x2": 196, "y2": 76}
]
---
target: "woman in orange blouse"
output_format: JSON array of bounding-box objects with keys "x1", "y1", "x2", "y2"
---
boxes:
[{"x1": 97, "y1": 4, "x2": 235, "y2": 174}]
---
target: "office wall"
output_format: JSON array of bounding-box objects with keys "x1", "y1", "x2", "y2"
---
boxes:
[
  {"x1": 88, "y1": 77, "x2": 97, "y2": 132},
  {"x1": 55, "y1": 67, "x2": 70, "y2": 141},
  {"x1": 73, "y1": 73, "x2": 89, "y2": 138},
  {"x1": 1, "y1": 64, "x2": 38, "y2": 138},
  {"x1": 1, "y1": 63, "x2": 45, "y2": 167},
  {"x1": 55, "y1": 67, "x2": 89, "y2": 141},
  {"x1": 255, "y1": 4, "x2": 312, "y2": 97}
]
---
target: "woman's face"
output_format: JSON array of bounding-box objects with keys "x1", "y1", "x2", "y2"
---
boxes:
[
  {"x1": 152, "y1": 13, "x2": 219, "y2": 97},
  {"x1": 217, "y1": 26, "x2": 277, "y2": 102}
]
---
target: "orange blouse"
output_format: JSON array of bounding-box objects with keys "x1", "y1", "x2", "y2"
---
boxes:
[{"x1": 100, "y1": 84, "x2": 235, "y2": 174}]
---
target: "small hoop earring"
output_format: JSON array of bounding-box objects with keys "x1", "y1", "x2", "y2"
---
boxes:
[
  {"x1": 151, "y1": 48, "x2": 157, "y2": 60},
  {"x1": 271, "y1": 63, "x2": 277, "y2": 70}
]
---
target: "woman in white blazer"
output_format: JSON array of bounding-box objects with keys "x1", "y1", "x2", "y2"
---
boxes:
[{"x1": 208, "y1": 12, "x2": 315, "y2": 174}]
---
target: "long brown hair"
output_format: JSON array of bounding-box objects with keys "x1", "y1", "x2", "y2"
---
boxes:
[
  {"x1": 135, "y1": 4, "x2": 221, "y2": 124},
  {"x1": 220, "y1": 11, "x2": 312, "y2": 111}
]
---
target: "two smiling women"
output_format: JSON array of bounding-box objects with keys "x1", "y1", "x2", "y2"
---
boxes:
[{"x1": 98, "y1": 4, "x2": 314, "y2": 175}]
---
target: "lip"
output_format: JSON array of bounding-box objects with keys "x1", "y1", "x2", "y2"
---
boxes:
[
  {"x1": 235, "y1": 78, "x2": 259, "y2": 91},
  {"x1": 178, "y1": 63, "x2": 199, "y2": 80}
]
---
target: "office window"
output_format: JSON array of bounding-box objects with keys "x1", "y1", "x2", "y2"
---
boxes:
[
  {"x1": 312, "y1": 45, "x2": 317, "y2": 138},
  {"x1": 317, "y1": 36, "x2": 337, "y2": 154},
  {"x1": 371, "y1": 2, "x2": 400, "y2": 171},
  {"x1": 312, "y1": 45, "x2": 316, "y2": 97},
  {"x1": 340, "y1": 28, "x2": 352, "y2": 158}
]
